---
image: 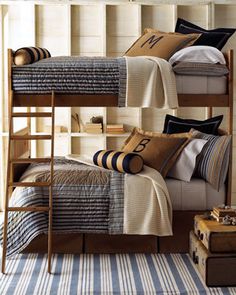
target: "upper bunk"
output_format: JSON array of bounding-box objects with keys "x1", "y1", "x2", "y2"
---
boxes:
[{"x1": 8, "y1": 49, "x2": 233, "y2": 108}]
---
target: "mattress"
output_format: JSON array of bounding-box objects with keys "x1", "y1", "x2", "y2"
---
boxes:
[
  {"x1": 12, "y1": 56, "x2": 227, "y2": 96},
  {"x1": 12, "y1": 56, "x2": 126, "y2": 98},
  {"x1": 176, "y1": 75, "x2": 227, "y2": 94},
  {"x1": 166, "y1": 178, "x2": 226, "y2": 211}
]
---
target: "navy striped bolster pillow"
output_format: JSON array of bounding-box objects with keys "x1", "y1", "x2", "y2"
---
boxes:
[
  {"x1": 93, "y1": 150, "x2": 143, "y2": 174},
  {"x1": 14, "y1": 47, "x2": 51, "y2": 66}
]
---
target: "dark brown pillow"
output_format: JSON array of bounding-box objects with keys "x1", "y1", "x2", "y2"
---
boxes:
[
  {"x1": 122, "y1": 128, "x2": 191, "y2": 177},
  {"x1": 125, "y1": 29, "x2": 200, "y2": 60}
]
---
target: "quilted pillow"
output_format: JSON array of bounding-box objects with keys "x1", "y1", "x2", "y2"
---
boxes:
[
  {"x1": 163, "y1": 114, "x2": 223, "y2": 135},
  {"x1": 124, "y1": 29, "x2": 200, "y2": 60},
  {"x1": 191, "y1": 129, "x2": 232, "y2": 190},
  {"x1": 93, "y1": 150, "x2": 143, "y2": 174},
  {"x1": 122, "y1": 127, "x2": 190, "y2": 177},
  {"x1": 175, "y1": 18, "x2": 236, "y2": 50},
  {"x1": 14, "y1": 47, "x2": 51, "y2": 66}
]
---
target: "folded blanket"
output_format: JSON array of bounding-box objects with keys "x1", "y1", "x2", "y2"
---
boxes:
[
  {"x1": 67, "y1": 154, "x2": 173, "y2": 236},
  {"x1": 125, "y1": 56, "x2": 178, "y2": 109}
]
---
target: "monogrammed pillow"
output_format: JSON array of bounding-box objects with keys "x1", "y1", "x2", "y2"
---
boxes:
[
  {"x1": 125, "y1": 29, "x2": 200, "y2": 60},
  {"x1": 122, "y1": 128, "x2": 190, "y2": 177}
]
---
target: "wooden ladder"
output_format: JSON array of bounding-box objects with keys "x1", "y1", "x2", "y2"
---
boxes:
[{"x1": 1, "y1": 91, "x2": 55, "y2": 274}]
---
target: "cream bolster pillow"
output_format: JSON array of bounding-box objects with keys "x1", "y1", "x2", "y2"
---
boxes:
[
  {"x1": 93, "y1": 150, "x2": 143, "y2": 174},
  {"x1": 14, "y1": 47, "x2": 51, "y2": 66}
]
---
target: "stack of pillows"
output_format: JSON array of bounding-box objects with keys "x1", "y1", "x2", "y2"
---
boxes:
[
  {"x1": 94, "y1": 114, "x2": 231, "y2": 192},
  {"x1": 124, "y1": 18, "x2": 235, "y2": 78},
  {"x1": 125, "y1": 17, "x2": 235, "y2": 59}
]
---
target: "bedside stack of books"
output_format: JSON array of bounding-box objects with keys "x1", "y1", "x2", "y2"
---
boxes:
[
  {"x1": 211, "y1": 207, "x2": 236, "y2": 222},
  {"x1": 85, "y1": 123, "x2": 103, "y2": 134},
  {"x1": 106, "y1": 124, "x2": 125, "y2": 134}
]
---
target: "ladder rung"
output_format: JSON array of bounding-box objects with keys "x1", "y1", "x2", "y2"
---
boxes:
[
  {"x1": 11, "y1": 135, "x2": 52, "y2": 140},
  {"x1": 9, "y1": 182, "x2": 51, "y2": 187},
  {"x1": 12, "y1": 112, "x2": 52, "y2": 118},
  {"x1": 10, "y1": 158, "x2": 51, "y2": 164},
  {"x1": 8, "y1": 206, "x2": 50, "y2": 212}
]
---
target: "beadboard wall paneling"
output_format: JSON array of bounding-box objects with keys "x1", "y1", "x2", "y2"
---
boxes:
[{"x1": 0, "y1": 1, "x2": 236, "y2": 209}]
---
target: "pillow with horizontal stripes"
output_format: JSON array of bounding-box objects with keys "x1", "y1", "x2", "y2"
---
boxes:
[
  {"x1": 93, "y1": 150, "x2": 144, "y2": 174},
  {"x1": 191, "y1": 129, "x2": 232, "y2": 191},
  {"x1": 122, "y1": 127, "x2": 191, "y2": 177},
  {"x1": 14, "y1": 47, "x2": 51, "y2": 66}
]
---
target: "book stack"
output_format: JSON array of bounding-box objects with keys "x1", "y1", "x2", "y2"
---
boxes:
[
  {"x1": 211, "y1": 207, "x2": 236, "y2": 222},
  {"x1": 85, "y1": 123, "x2": 103, "y2": 134},
  {"x1": 106, "y1": 124, "x2": 125, "y2": 134}
]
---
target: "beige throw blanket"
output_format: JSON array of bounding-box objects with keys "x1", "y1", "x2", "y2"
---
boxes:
[
  {"x1": 125, "y1": 56, "x2": 178, "y2": 109},
  {"x1": 66, "y1": 154, "x2": 173, "y2": 236}
]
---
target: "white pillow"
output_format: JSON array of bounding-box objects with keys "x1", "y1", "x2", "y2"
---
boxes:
[
  {"x1": 169, "y1": 46, "x2": 226, "y2": 65},
  {"x1": 168, "y1": 138, "x2": 207, "y2": 182}
]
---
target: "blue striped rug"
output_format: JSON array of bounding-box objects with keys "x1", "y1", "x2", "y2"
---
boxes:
[{"x1": 0, "y1": 254, "x2": 235, "y2": 294}]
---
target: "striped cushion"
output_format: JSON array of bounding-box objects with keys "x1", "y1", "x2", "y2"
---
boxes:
[
  {"x1": 14, "y1": 47, "x2": 51, "y2": 65},
  {"x1": 93, "y1": 150, "x2": 143, "y2": 174},
  {"x1": 192, "y1": 129, "x2": 232, "y2": 190}
]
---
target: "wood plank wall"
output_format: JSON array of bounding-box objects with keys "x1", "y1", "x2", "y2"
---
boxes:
[{"x1": 0, "y1": 0, "x2": 236, "y2": 209}]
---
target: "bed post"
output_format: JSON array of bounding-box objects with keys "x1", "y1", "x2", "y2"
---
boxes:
[
  {"x1": 1, "y1": 49, "x2": 14, "y2": 273},
  {"x1": 226, "y1": 49, "x2": 233, "y2": 206}
]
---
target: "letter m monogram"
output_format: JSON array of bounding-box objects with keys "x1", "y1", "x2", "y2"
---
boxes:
[{"x1": 141, "y1": 35, "x2": 163, "y2": 49}]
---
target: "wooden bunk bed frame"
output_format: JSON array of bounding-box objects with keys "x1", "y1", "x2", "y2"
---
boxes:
[{"x1": 2, "y1": 49, "x2": 234, "y2": 272}]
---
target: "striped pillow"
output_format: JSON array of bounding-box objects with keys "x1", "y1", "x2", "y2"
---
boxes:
[
  {"x1": 93, "y1": 150, "x2": 143, "y2": 174},
  {"x1": 192, "y1": 129, "x2": 231, "y2": 190},
  {"x1": 14, "y1": 47, "x2": 51, "y2": 66}
]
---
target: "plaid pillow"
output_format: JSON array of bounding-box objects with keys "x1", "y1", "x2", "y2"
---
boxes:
[{"x1": 191, "y1": 129, "x2": 231, "y2": 190}]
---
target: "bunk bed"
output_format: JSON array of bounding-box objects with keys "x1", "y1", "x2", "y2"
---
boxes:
[{"x1": 1, "y1": 48, "x2": 234, "y2": 274}]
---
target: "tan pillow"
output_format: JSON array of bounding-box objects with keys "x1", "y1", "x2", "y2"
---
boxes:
[
  {"x1": 125, "y1": 29, "x2": 201, "y2": 60},
  {"x1": 122, "y1": 128, "x2": 191, "y2": 177}
]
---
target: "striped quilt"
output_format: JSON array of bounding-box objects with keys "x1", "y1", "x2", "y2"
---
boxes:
[
  {"x1": 0, "y1": 158, "x2": 124, "y2": 257},
  {"x1": 12, "y1": 56, "x2": 126, "y2": 106}
]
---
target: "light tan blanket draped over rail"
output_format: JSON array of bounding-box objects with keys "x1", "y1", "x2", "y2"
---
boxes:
[
  {"x1": 66, "y1": 154, "x2": 173, "y2": 236},
  {"x1": 125, "y1": 56, "x2": 178, "y2": 109}
]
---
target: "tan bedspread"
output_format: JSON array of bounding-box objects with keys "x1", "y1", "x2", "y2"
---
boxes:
[
  {"x1": 125, "y1": 56, "x2": 178, "y2": 109},
  {"x1": 66, "y1": 154, "x2": 173, "y2": 236}
]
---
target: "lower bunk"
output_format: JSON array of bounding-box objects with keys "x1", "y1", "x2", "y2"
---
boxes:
[{"x1": 0, "y1": 157, "x2": 227, "y2": 255}]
